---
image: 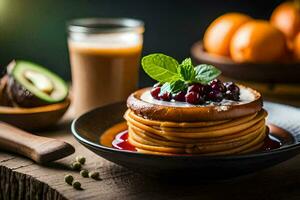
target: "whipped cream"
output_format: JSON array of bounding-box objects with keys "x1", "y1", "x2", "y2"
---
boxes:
[{"x1": 140, "y1": 87, "x2": 255, "y2": 108}]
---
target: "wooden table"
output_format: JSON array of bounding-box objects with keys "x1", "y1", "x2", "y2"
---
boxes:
[{"x1": 1, "y1": 118, "x2": 300, "y2": 200}]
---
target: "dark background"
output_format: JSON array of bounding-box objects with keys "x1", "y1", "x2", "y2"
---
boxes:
[{"x1": 0, "y1": 0, "x2": 283, "y2": 87}]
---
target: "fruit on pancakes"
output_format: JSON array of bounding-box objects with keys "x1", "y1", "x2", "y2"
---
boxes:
[{"x1": 123, "y1": 54, "x2": 268, "y2": 155}]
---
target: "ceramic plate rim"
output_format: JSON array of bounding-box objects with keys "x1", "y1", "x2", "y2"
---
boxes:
[{"x1": 71, "y1": 103, "x2": 300, "y2": 160}]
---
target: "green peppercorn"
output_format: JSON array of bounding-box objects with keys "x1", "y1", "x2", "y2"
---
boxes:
[
  {"x1": 70, "y1": 161, "x2": 82, "y2": 170},
  {"x1": 80, "y1": 169, "x2": 89, "y2": 178},
  {"x1": 89, "y1": 171, "x2": 100, "y2": 180},
  {"x1": 76, "y1": 156, "x2": 86, "y2": 165},
  {"x1": 64, "y1": 174, "x2": 74, "y2": 185},
  {"x1": 72, "y1": 180, "x2": 81, "y2": 190}
]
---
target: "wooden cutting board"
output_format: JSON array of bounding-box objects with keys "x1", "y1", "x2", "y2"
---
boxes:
[{"x1": 1, "y1": 116, "x2": 300, "y2": 200}]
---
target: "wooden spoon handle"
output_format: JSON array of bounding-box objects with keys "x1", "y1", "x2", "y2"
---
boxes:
[{"x1": 0, "y1": 122, "x2": 75, "y2": 164}]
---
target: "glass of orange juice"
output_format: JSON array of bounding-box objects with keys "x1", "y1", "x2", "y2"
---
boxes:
[{"x1": 67, "y1": 18, "x2": 144, "y2": 116}]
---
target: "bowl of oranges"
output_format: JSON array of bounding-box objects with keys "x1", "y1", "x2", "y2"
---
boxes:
[{"x1": 191, "y1": 1, "x2": 300, "y2": 84}]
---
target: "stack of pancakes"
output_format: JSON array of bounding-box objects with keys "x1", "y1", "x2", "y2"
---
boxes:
[{"x1": 125, "y1": 86, "x2": 268, "y2": 155}]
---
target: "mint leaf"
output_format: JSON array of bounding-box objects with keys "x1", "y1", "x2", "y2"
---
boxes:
[
  {"x1": 170, "y1": 80, "x2": 187, "y2": 93},
  {"x1": 160, "y1": 80, "x2": 187, "y2": 94},
  {"x1": 194, "y1": 64, "x2": 221, "y2": 84},
  {"x1": 159, "y1": 82, "x2": 172, "y2": 95},
  {"x1": 142, "y1": 53, "x2": 180, "y2": 83},
  {"x1": 142, "y1": 53, "x2": 221, "y2": 86},
  {"x1": 177, "y1": 58, "x2": 195, "y2": 81}
]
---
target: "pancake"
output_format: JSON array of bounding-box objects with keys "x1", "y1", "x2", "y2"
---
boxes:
[
  {"x1": 125, "y1": 109, "x2": 267, "y2": 139},
  {"x1": 128, "y1": 127, "x2": 267, "y2": 155},
  {"x1": 123, "y1": 85, "x2": 268, "y2": 155},
  {"x1": 126, "y1": 109, "x2": 267, "y2": 155},
  {"x1": 129, "y1": 125, "x2": 264, "y2": 149},
  {"x1": 127, "y1": 85, "x2": 262, "y2": 122},
  {"x1": 124, "y1": 109, "x2": 230, "y2": 128},
  {"x1": 129, "y1": 119, "x2": 265, "y2": 145}
]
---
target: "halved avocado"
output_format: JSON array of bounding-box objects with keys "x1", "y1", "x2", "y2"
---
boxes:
[
  {"x1": 7, "y1": 60, "x2": 68, "y2": 107},
  {"x1": 0, "y1": 75, "x2": 13, "y2": 107}
]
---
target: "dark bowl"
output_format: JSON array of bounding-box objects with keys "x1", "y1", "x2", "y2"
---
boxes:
[
  {"x1": 191, "y1": 41, "x2": 300, "y2": 84},
  {"x1": 71, "y1": 102, "x2": 300, "y2": 179}
]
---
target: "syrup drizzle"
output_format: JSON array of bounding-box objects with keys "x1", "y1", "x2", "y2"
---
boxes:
[
  {"x1": 112, "y1": 130, "x2": 281, "y2": 153},
  {"x1": 112, "y1": 130, "x2": 137, "y2": 151},
  {"x1": 262, "y1": 135, "x2": 281, "y2": 150}
]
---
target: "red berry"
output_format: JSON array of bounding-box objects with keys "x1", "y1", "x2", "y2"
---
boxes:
[
  {"x1": 187, "y1": 84, "x2": 205, "y2": 94},
  {"x1": 159, "y1": 92, "x2": 172, "y2": 101},
  {"x1": 210, "y1": 79, "x2": 226, "y2": 92},
  {"x1": 203, "y1": 84, "x2": 212, "y2": 94},
  {"x1": 173, "y1": 91, "x2": 186, "y2": 102},
  {"x1": 153, "y1": 82, "x2": 162, "y2": 88},
  {"x1": 225, "y1": 90, "x2": 240, "y2": 101},
  {"x1": 210, "y1": 79, "x2": 222, "y2": 85},
  {"x1": 185, "y1": 92, "x2": 204, "y2": 105},
  {"x1": 224, "y1": 82, "x2": 240, "y2": 101},
  {"x1": 207, "y1": 90, "x2": 223, "y2": 102},
  {"x1": 224, "y1": 82, "x2": 240, "y2": 94},
  {"x1": 150, "y1": 87, "x2": 161, "y2": 99}
]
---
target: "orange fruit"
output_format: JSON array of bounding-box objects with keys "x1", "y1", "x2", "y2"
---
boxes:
[
  {"x1": 270, "y1": 1, "x2": 300, "y2": 41},
  {"x1": 230, "y1": 20, "x2": 286, "y2": 63},
  {"x1": 203, "y1": 13, "x2": 252, "y2": 57},
  {"x1": 294, "y1": 32, "x2": 300, "y2": 61}
]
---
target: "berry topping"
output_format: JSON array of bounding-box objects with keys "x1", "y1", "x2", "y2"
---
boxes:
[
  {"x1": 203, "y1": 84, "x2": 212, "y2": 94},
  {"x1": 209, "y1": 79, "x2": 226, "y2": 92},
  {"x1": 224, "y1": 82, "x2": 240, "y2": 93},
  {"x1": 150, "y1": 77, "x2": 240, "y2": 104},
  {"x1": 225, "y1": 90, "x2": 240, "y2": 101},
  {"x1": 153, "y1": 82, "x2": 162, "y2": 88},
  {"x1": 185, "y1": 92, "x2": 204, "y2": 105},
  {"x1": 159, "y1": 91, "x2": 172, "y2": 101},
  {"x1": 143, "y1": 54, "x2": 225, "y2": 104},
  {"x1": 187, "y1": 83, "x2": 205, "y2": 94},
  {"x1": 150, "y1": 87, "x2": 161, "y2": 99},
  {"x1": 173, "y1": 91, "x2": 186, "y2": 102},
  {"x1": 207, "y1": 90, "x2": 223, "y2": 102},
  {"x1": 224, "y1": 82, "x2": 240, "y2": 101}
]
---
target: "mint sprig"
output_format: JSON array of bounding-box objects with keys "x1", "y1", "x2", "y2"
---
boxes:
[
  {"x1": 141, "y1": 53, "x2": 221, "y2": 94},
  {"x1": 160, "y1": 80, "x2": 186, "y2": 94},
  {"x1": 178, "y1": 58, "x2": 196, "y2": 82},
  {"x1": 194, "y1": 64, "x2": 221, "y2": 84},
  {"x1": 141, "y1": 53, "x2": 180, "y2": 83}
]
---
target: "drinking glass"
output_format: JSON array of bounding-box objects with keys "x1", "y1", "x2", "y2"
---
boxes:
[{"x1": 67, "y1": 18, "x2": 144, "y2": 116}]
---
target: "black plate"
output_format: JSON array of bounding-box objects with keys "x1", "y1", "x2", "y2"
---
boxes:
[{"x1": 71, "y1": 102, "x2": 300, "y2": 179}]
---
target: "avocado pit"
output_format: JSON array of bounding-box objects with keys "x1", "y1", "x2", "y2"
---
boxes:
[
  {"x1": 24, "y1": 70, "x2": 54, "y2": 95},
  {"x1": 3, "y1": 60, "x2": 68, "y2": 108}
]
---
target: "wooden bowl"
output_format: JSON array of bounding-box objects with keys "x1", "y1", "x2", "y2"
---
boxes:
[
  {"x1": 0, "y1": 99, "x2": 70, "y2": 131},
  {"x1": 191, "y1": 41, "x2": 300, "y2": 84}
]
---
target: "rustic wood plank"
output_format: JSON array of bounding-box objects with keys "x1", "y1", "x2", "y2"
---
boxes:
[{"x1": 1, "y1": 118, "x2": 300, "y2": 200}]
